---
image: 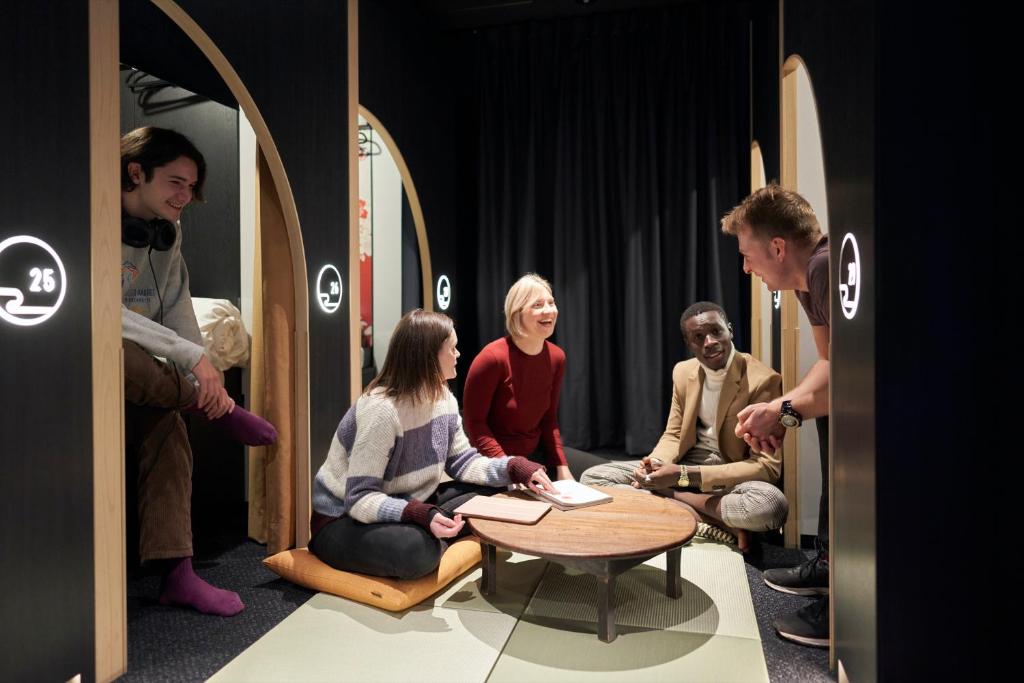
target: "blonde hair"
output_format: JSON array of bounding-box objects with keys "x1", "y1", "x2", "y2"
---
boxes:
[{"x1": 504, "y1": 273, "x2": 553, "y2": 338}]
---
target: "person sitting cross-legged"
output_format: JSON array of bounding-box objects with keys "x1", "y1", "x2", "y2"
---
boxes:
[{"x1": 580, "y1": 302, "x2": 787, "y2": 552}]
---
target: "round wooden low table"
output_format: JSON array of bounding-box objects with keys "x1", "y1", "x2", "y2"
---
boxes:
[{"x1": 467, "y1": 486, "x2": 696, "y2": 642}]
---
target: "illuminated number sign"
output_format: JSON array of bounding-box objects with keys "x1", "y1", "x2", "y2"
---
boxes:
[
  {"x1": 316, "y1": 264, "x2": 343, "y2": 313},
  {"x1": 436, "y1": 274, "x2": 451, "y2": 311},
  {"x1": 839, "y1": 233, "x2": 861, "y2": 320},
  {"x1": 0, "y1": 235, "x2": 68, "y2": 327}
]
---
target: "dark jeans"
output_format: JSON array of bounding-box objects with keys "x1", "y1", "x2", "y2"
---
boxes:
[
  {"x1": 308, "y1": 481, "x2": 497, "y2": 580},
  {"x1": 817, "y1": 416, "x2": 829, "y2": 552}
]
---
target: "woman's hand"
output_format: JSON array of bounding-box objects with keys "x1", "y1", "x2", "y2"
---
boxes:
[
  {"x1": 429, "y1": 512, "x2": 465, "y2": 539},
  {"x1": 526, "y1": 468, "x2": 554, "y2": 494},
  {"x1": 554, "y1": 465, "x2": 574, "y2": 481}
]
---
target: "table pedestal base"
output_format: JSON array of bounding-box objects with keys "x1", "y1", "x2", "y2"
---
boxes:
[{"x1": 480, "y1": 543, "x2": 683, "y2": 642}]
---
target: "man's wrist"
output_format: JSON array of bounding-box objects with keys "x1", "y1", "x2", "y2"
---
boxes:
[{"x1": 687, "y1": 466, "x2": 701, "y2": 490}]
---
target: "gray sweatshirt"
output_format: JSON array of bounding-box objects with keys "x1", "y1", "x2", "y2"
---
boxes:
[{"x1": 121, "y1": 224, "x2": 205, "y2": 372}]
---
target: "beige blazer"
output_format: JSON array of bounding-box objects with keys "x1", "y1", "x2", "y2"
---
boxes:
[{"x1": 648, "y1": 352, "x2": 783, "y2": 492}]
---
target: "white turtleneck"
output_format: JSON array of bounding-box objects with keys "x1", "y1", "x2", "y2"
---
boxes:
[{"x1": 694, "y1": 345, "x2": 737, "y2": 456}]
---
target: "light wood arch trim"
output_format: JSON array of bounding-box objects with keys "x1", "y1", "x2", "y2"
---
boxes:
[
  {"x1": 150, "y1": 0, "x2": 312, "y2": 556},
  {"x1": 353, "y1": 105, "x2": 436, "y2": 400},
  {"x1": 357, "y1": 106, "x2": 435, "y2": 308},
  {"x1": 348, "y1": 0, "x2": 360, "y2": 402},
  {"x1": 91, "y1": 1, "x2": 124, "y2": 679},
  {"x1": 749, "y1": 140, "x2": 767, "y2": 362},
  {"x1": 780, "y1": 52, "x2": 803, "y2": 550}
]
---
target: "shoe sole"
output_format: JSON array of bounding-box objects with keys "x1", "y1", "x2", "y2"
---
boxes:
[
  {"x1": 763, "y1": 577, "x2": 829, "y2": 596},
  {"x1": 776, "y1": 629, "x2": 829, "y2": 648}
]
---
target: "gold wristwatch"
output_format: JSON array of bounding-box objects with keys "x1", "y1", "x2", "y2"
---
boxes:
[{"x1": 677, "y1": 466, "x2": 690, "y2": 488}]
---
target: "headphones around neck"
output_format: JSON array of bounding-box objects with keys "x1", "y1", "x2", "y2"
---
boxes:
[{"x1": 121, "y1": 214, "x2": 177, "y2": 252}]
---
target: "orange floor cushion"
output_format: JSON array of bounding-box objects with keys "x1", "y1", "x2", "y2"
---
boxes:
[{"x1": 262, "y1": 537, "x2": 483, "y2": 612}]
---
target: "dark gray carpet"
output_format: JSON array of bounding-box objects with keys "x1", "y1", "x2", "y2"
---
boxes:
[
  {"x1": 745, "y1": 541, "x2": 834, "y2": 682},
  {"x1": 122, "y1": 539, "x2": 835, "y2": 682},
  {"x1": 120, "y1": 540, "x2": 315, "y2": 682}
]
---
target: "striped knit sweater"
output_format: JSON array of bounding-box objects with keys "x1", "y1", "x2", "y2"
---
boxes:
[{"x1": 312, "y1": 387, "x2": 538, "y2": 528}]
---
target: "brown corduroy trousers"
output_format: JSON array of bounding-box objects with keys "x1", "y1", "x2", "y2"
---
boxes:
[{"x1": 123, "y1": 340, "x2": 198, "y2": 562}]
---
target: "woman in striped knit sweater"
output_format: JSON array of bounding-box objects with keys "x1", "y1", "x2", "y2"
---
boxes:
[{"x1": 309, "y1": 309, "x2": 554, "y2": 580}]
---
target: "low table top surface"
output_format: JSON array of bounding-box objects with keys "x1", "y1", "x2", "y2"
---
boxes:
[{"x1": 467, "y1": 487, "x2": 697, "y2": 559}]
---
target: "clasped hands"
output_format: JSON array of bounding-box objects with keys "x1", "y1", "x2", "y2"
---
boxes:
[
  {"x1": 631, "y1": 457, "x2": 679, "y2": 491},
  {"x1": 734, "y1": 400, "x2": 785, "y2": 456}
]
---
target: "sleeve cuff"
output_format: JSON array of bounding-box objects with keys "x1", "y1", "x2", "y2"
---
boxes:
[
  {"x1": 507, "y1": 457, "x2": 544, "y2": 485},
  {"x1": 400, "y1": 500, "x2": 442, "y2": 529}
]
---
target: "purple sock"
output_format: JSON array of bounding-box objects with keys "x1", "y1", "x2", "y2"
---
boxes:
[
  {"x1": 187, "y1": 404, "x2": 278, "y2": 446},
  {"x1": 158, "y1": 557, "x2": 244, "y2": 616}
]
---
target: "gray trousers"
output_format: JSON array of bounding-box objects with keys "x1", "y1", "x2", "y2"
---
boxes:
[{"x1": 580, "y1": 459, "x2": 788, "y2": 532}]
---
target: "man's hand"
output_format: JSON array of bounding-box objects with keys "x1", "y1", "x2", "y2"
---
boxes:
[
  {"x1": 735, "y1": 400, "x2": 785, "y2": 454},
  {"x1": 554, "y1": 465, "x2": 574, "y2": 481},
  {"x1": 430, "y1": 512, "x2": 465, "y2": 539},
  {"x1": 191, "y1": 355, "x2": 233, "y2": 419},
  {"x1": 631, "y1": 457, "x2": 680, "y2": 490}
]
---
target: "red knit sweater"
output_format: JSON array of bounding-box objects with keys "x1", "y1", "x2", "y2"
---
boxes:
[{"x1": 463, "y1": 337, "x2": 567, "y2": 468}]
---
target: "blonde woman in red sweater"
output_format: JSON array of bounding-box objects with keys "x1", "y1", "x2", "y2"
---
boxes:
[{"x1": 464, "y1": 273, "x2": 593, "y2": 480}]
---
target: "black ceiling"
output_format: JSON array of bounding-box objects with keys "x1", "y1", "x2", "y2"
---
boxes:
[{"x1": 421, "y1": 0, "x2": 702, "y2": 29}]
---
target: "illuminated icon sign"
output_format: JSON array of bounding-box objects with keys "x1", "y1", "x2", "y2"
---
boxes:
[
  {"x1": 0, "y1": 235, "x2": 68, "y2": 327},
  {"x1": 772, "y1": 290, "x2": 781, "y2": 310},
  {"x1": 436, "y1": 275, "x2": 451, "y2": 311},
  {"x1": 839, "y1": 233, "x2": 861, "y2": 320},
  {"x1": 316, "y1": 264, "x2": 343, "y2": 313}
]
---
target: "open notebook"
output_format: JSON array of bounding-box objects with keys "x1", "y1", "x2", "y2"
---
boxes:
[
  {"x1": 453, "y1": 495, "x2": 551, "y2": 524},
  {"x1": 517, "y1": 480, "x2": 613, "y2": 511}
]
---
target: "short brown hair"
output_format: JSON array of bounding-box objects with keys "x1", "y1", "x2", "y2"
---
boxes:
[
  {"x1": 720, "y1": 184, "x2": 820, "y2": 247},
  {"x1": 121, "y1": 126, "x2": 207, "y2": 201},
  {"x1": 365, "y1": 309, "x2": 454, "y2": 404}
]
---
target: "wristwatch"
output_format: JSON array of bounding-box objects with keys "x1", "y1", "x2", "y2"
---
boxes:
[
  {"x1": 779, "y1": 400, "x2": 803, "y2": 428},
  {"x1": 677, "y1": 466, "x2": 690, "y2": 488}
]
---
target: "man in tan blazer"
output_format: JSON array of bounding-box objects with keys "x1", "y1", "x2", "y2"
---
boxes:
[{"x1": 581, "y1": 301, "x2": 786, "y2": 551}]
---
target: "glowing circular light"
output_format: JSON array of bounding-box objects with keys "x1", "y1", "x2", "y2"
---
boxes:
[
  {"x1": 436, "y1": 274, "x2": 451, "y2": 311},
  {"x1": 839, "y1": 233, "x2": 861, "y2": 320},
  {"x1": 0, "y1": 235, "x2": 68, "y2": 327},
  {"x1": 316, "y1": 264, "x2": 343, "y2": 313}
]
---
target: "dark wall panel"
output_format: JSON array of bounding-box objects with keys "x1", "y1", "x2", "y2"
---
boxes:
[
  {"x1": 786, "y1": 0, "x2": 1002, "y2": 679},
  {"x1": 785, "y1": 1, "x2": 876, "y2": 679},
  {"x1": 0, "y1": 1, "x2": 95, "y2": 679},
  {"x1": 165, "y1": 0, "x2": 350, "y2": 473},
  {"x1": 121, "y1": 0, "x2": 236, "y2": 108},
  {"x1": 360, "y1": 1, "x2": 459, "y2": 322},
  {"x1": 873, "y1": 2, "x2": 1001, "y2": 680}
]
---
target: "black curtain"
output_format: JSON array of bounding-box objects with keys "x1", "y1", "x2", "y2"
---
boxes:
[{"x1": 458, "y1": 3, "x2": 750, "y2": 454}]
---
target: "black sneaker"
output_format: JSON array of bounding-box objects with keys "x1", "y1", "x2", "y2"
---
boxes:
[
  {"x1": 774, "y1": 596, "x2": 829, "y2": 648},
  {"x1": 762, "y1": 551, "x2": 829, "y2": 595}
]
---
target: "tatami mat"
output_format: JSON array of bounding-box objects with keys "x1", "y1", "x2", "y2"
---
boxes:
[
  {"x1": 208, "y1": 592, "x2": 518, "y2": 683},
  {"x1": 521, "y1": 544, "x2": 759, "y2": 640},
  {"x1": 209, "y1": 540, "x2": 766, "y2": 682},
  {"x1": 488, "y1": 627, "x2": 768, "y2": 682},
  {"x1": 435, "y1": 551, "x2": 550, "y2": 617}
]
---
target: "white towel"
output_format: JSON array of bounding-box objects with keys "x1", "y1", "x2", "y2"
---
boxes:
[{"x1": 191, "y1": 297, "x2": 250, "y2": 371}]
